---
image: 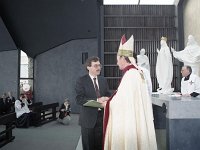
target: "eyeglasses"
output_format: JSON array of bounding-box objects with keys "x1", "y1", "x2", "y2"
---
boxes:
[{"x1": 91, "y1": 64, "x2": 102, "y2": 68}]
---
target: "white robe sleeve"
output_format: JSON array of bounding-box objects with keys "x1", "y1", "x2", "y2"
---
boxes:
[{"x1": 194, "y1": 75, "x2": 200, "y2": 93}]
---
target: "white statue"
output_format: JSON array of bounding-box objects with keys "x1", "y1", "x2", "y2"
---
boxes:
[
  {"x1": 137, "y1": 48, "x2": 150, "y2": 72},
  {"x1": 171, "y1": 35, "x2": 200, "y2": 77},
  {"x1": 156, "y1": 37, "x2": 174, "y2": 94}
]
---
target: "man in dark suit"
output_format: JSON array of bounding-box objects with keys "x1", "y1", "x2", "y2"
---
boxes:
[
  {"x1": 0, "y1": 93, "x2": 13, "y2": 115},
  {"x1": 75, "y1": 56, "x2": 110, "y2": 150}
]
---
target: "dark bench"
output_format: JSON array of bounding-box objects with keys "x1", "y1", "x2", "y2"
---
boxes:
[
  {"x1": 32, "y1": 102, "x2": 59, "y2": 126},
  {"x1": 0, "y1": 113, "x2": 16, "y2": 148},
  {"x1": 28, "y1": 102, "x2": 43, "y2": 111}
]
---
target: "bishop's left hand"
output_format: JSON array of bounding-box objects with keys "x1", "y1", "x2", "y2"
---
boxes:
[{"x1": 101, "y1": 101, "x2": 107, "y2": 108}]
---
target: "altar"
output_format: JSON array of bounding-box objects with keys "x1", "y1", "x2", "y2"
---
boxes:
[{"x1": 152, "y1": 94, "x2": 200, "y2": 150}]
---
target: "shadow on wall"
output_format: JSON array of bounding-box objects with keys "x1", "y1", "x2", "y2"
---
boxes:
[{"x1": 34, "y1": 38, "x2": 98, "y2": 113}]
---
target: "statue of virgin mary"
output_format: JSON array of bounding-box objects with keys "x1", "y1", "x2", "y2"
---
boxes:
[{"x1": 156, "y1": 37, "x2": 174, "y2": 94}]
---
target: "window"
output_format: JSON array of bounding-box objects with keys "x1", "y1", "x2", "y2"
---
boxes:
[{"x1": 20, "y1": 50, "x2": 34, "y2": 100}]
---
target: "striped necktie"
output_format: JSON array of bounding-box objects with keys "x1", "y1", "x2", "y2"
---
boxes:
[{"x1": 93, "y1": 78, "x2": 100, "y2": 98}]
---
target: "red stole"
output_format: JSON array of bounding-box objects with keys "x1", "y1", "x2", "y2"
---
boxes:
[{"x1": 102, "y1": 64, "x2": 137, "y2": 150}]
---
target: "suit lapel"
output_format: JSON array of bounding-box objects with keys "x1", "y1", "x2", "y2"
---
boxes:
[
  {"x1": 86, "y1": 75, "x2": 96, "y2": 93},
  {"x1": 98, "y1": 77, "x2": 103, "y2": 96}
]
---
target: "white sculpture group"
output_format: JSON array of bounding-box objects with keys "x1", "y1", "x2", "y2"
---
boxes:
[
  {"x1": 137, "y1": 35, "x2": 200, "y2": 94},
  {"x1": 137, "y1": 48, "x2": 150, "y2": 72},
  {"x1": 172, "y1": 35, "x2": 200, "y2": 77}
]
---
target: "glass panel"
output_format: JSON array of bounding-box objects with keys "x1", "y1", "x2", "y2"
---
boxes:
[
  {"x1": 20, "y1": 64, "x2": 28, "y2": 78},
  {"x1": 20, "y1": 51, "x2": 33, "y2": 78},
  {"x1": 28, "y1": 57, "x2": 33, "y2": 78}
]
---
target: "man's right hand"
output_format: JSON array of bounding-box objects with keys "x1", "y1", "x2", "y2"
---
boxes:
[{"x1": 98, "y1": 96, "x2": 109, "y2": 103}]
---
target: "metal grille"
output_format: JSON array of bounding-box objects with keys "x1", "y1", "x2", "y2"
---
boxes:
[{"x1": 102, "y1": 5, "x2": 181, "y2": 91}]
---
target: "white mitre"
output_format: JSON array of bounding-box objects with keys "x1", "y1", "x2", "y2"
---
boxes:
[{"x1": 118, "y1": 35, "x2": 136, "y2": 65}]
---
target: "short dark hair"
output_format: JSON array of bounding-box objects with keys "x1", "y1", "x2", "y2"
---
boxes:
[
  {"x1": 185, "y1": 65, "x2": 192, "y2": 73},
  {"x1": 84, "y1": 56, "x2": 100, "y2": 68}
]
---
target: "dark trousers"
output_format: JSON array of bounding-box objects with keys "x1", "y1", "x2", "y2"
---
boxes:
[
  {"x1": 16, "y1": 112, "x2": 36, "y2": 128},
  {"x1": 16, "y1": 113, "x2": 30, "y2": 128},
  {"x1": 81, "y1": 111, "x2": 103, "y2": 150}
]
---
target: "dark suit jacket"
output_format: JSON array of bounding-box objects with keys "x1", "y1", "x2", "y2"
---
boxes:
[
  {"x1": 0, "y1": 98, "x2": 13, "y2": 115},
  {"x1": 75, "y1": 74, "x2": 110, "y2": 128}
]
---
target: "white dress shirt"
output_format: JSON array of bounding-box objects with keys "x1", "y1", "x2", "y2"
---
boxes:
[
  {"x1": 15, "y1": 99, "x2": 30, "y2": 118},
  {"x1": 181, "y1": 74, "x2": 200, "y2": 95}
]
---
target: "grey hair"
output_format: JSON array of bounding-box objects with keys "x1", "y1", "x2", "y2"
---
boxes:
[{"x1": 185, "y1": 65, "x2": 192, "y2": 73}]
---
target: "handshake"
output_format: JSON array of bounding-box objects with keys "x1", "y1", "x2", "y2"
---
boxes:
[
  {"x1": 98, "y1": 96, "x2": 110, "y2": 108},
  {"x1": 98, "y1": 96, "x2": 109, "y2": 103}
]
